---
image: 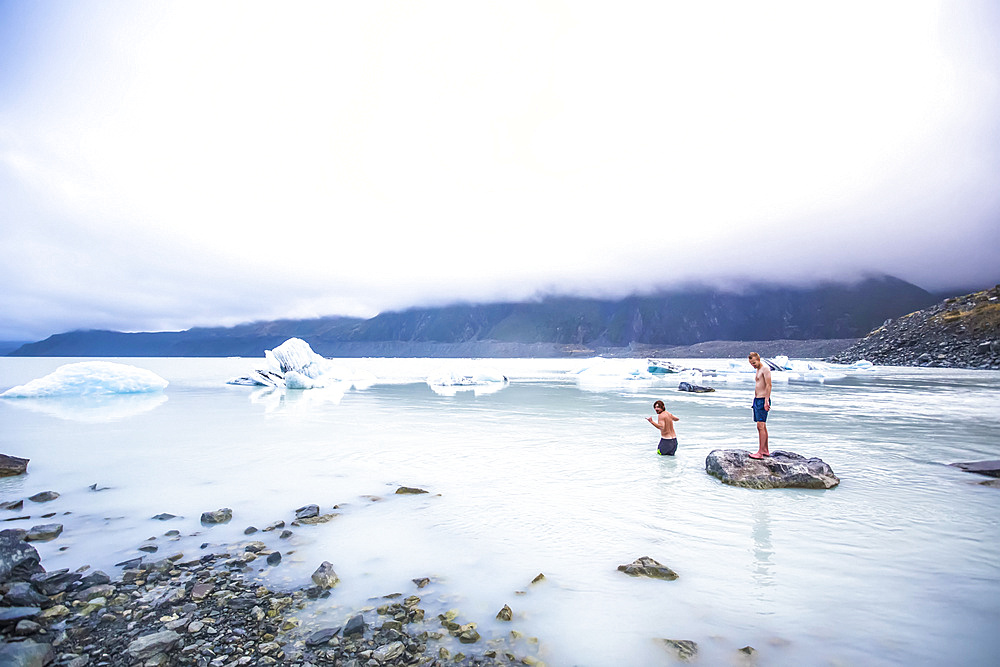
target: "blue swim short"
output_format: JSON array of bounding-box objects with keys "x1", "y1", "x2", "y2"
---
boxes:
[
  {"x1": 752, "y1": 397, "x2": 769, "y2": 422},
  {"x1": 658, "y1": 438, "x2": 678, "y2": 455}
]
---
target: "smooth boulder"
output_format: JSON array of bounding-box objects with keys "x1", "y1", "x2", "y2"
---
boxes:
[
  {"x1": 706, "y1": 449, "x2": 839, "y2": 489},
  {"x1": 0, "y1": 454, "x2": 29, "y2": 477},
  {"x1": 200, "y1": 508, "x2": 232, "y2": 525}
]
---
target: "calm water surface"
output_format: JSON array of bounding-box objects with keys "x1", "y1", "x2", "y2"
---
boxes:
[{"x1": 1, "y1": 357, "x2": 998, "y2": 666}]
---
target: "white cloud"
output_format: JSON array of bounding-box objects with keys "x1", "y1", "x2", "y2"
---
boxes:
[{"x1": 1, "y1": 0, "x2": 998, "y2": 340}]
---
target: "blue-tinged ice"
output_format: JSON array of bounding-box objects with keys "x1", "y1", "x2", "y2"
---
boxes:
[
  {"x1": 0, "y1": 361, "x2": 169, "y2": 398},
  {"x1": 228, "y1": 337, "x2": 375, "y2": 390}
]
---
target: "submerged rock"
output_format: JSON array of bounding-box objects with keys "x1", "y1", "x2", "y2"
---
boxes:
[
  {"x1": 705, "y1": 449, "x2": 840, "y2": 489},
  {"x1": 0, "y1": 454, "x2": 29, "y2": 477},
  {"x1": 617, "y1": 556, "x2": 678, "y2": 581},
  {"x1": 395, "y1": 486, "x2": 429, "y2": 495},
  {"x1": 28, "y1": 491, "x2": 59, "y2": 503},
  {"x1": 657, "y1": 638, "x2": 699, "y2": 662}
]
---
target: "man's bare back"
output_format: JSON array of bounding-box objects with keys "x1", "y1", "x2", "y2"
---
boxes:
[
  {"x1": 650, "y1": 408, "x2": 678, "y2": 438},
  {"x1": 647, "y1": 399, "x2": 680, "y2": 455}
]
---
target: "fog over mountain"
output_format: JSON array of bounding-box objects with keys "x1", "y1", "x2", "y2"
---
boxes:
[
  {"x1": 9, "y1": 276, "x2": 937, "y2": 358},
  {"x1": 1, "y1": 2, "x2": 998, "y2": 342}
]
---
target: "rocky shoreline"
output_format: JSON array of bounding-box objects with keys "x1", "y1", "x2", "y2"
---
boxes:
[
  {"x1": 1, "y1": 487, "x2": 731, "y2": 667},
  {"x1": 829, "y1": 285, "x2": 1000, "y2": 369},
  {"x1": 0, "y1": 488, "x2": 559, "y2": 667}
]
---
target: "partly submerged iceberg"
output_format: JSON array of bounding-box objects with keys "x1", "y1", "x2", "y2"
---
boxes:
[
  {"x1": 0, "y1": 361, "x2": 168, "y2": 398},
  {"x1": 426, "y1": 367, "x2": 509, "y2": 396},
  {"x1": 228, "y1": 338, "x2": 375, "y2": 390}
]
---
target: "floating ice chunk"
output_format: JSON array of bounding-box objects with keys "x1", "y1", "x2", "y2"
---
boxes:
[
  {"x1": 426, "y1": 367, "x2": 509, "y2": 394},
  {"x1": 0, "y1": 361, "x2": 168, "y2": 398},
  {"x1": 784, "y1": 360, "x2": 847, "y2": 383},
  {"x1": 228, "y1": 338, "x2": 375, "y2": 390}
]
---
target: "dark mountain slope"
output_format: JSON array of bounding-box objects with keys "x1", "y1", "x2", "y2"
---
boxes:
[{"x1": 9, "y1": 276, "x2": 936, "y2": 357}]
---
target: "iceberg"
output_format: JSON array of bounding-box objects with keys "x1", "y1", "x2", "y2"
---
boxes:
[
  {"x1": 228, "y1": 338, "x2": 375, "y2": 391},
  {"x1": 426, "y1": 367, "x2": 509, "y2": 396},
  {"x1": 0, "y1": 361, "x2": 168, "y2": 398}
]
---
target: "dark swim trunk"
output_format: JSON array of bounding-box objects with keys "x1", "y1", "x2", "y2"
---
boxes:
[
  {"x1": 752, "y1": 397, "x2": 770, "y2": 422},
  {"x1": 658, "y1": 438, "x2": 678, "y2": 456}
]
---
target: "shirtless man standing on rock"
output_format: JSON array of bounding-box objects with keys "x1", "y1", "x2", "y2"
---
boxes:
[
  {"x1": 748, "y1": 352, "x2": 771, "y2": 459},
  {"x1": 647, "y1": 400, "x2": 680, "y2": 455}
]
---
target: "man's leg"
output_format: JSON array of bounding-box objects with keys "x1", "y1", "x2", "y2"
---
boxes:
[{"x1": 757, "y1": 421, "x2": 769, "y2": 456}]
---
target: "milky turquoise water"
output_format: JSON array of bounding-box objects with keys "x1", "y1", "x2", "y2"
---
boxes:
[{"x1": 1, "y1": 357, "x2": 999, "y2": 666}]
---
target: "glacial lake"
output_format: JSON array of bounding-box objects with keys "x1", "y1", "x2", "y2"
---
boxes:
[{"x1": 1, "y1": 356, "x2": 999, "y2": 666}]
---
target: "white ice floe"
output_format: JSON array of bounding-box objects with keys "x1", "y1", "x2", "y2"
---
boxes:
[
  {"x1": 571, "y1": 358, "x2": 657, "y2": 392},
  {"x1": 0, "y1": 361, "x2": 169, "y2": 398},
  {"x1": 426, "y1": 367, "x2": 509, "y2": 396},
  {"x1": 227, "y1": 338, "x2": 376, "y2": 391}
]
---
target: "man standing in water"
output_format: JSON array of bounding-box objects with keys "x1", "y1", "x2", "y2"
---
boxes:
[
  {"x1": 647, "y1": 399, "x2": 680, "y2": 455},
  {"x1": 748, "y1": 352, "x2": 771, "y2": 458}
]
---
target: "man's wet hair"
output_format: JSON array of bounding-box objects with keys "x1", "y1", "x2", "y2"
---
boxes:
[{"x1": 653, "y1": 400, "x2": 665, "y2": 410}]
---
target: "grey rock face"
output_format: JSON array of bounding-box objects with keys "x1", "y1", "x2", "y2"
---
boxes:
[
  {"x1": 706, "y1": 449, "x2": 840, "y2": 489},
  {"x1": 0, "y1": 454, "x2": 29, "y2": 477},
  {"x1": 0, "y1": 530, "x2": 44, "y2": 584},
  {"x1": 27, "y1": 491, "x2": 58, "y2": 503}
]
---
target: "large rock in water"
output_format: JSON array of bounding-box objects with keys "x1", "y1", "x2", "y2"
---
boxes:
[
  {"x1": 706, "y1": 449, "x2": 840, "y2": 489},
  {"x1": 0, "y1": 454, "x2": 29, "y2": 477}
]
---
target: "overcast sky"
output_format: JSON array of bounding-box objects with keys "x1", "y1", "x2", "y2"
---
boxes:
[{"x1": 2, "y1": 1, "x2": 999, "y2": 341}]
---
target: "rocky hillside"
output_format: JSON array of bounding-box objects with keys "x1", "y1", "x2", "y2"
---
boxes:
[{"x1": 829, "y1": 285, "x2": 1000, "y2": 369}]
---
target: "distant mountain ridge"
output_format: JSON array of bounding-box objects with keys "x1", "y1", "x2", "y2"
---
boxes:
[{"x1": 9, "y1": 276, "x2": 937, "y2": 357}]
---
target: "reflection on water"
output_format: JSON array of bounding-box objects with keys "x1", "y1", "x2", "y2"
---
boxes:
[
  {"x1": 0, "y1": 392, "x2": 168, "y2": 422},
  {"x1": 751, "y1": 499, "x2": 774, "y2": 591},
  {"x1": 0, "y1": 358, "x2": 998, "y2": 666}
]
